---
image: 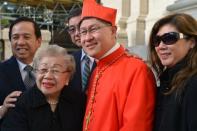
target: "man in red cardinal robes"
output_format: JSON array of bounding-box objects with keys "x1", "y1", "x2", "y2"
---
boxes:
[{"x1": 79, "y1": 0, "x2": 156, "y2": 131}]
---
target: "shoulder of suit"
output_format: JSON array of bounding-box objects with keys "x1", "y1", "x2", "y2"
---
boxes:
[
  {"x1": 0, "y1": 57, "x2": 19, "y2": 73},
  {"x1": 1, "y1": 56, "x2": 16, "y2": 64},
  {"x1": 72, "y1": 49, "x2": 82, "y2": 55}
]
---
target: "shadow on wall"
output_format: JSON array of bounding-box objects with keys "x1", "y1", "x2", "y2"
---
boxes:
[{"x1": 128, "y1": 45, "x2": 148, "y2": 61}]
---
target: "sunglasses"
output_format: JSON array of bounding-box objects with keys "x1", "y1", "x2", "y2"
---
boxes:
[{"x1": 153, "y1": 32, "x2": 187, "y2": 47}]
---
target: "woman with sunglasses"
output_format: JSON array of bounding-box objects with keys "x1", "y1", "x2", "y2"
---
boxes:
[{"x1": 148, "y1": 13, "x2": 197, "y2": 131}]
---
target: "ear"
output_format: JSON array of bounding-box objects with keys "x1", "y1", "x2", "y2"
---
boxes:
[
  {"x1": 189, "y1": 38, "x2": 196, "y2": 49},
  {"x1": 112, "y1": 26, "x2": 117, "y2": 34},
  {"x1": 65, "y1": 77, "x2": 70, "y2": 86},
  {"x1": 37, "y1": 37, "x2": 42, "y2": 48}
]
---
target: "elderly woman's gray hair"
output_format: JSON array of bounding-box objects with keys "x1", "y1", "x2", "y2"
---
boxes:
[{"x1": 33, "y1": 45, "x2": 76, "y2": 78}]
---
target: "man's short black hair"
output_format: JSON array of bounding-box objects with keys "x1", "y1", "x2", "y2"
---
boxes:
[
  {"x1": 67, "y1": 8, "x2": 82, "y2": 24},
  {"x1": 9, "y1": 17, "x2": 41, "y2": 41}
]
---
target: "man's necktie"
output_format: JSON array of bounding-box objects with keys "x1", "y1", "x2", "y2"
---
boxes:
[
  {"x1": 82, "y1": 55, "x2": 91, "y2": 92},
  {"x1": 24, "y1": 65, "x2": 35, "y2": 89}
]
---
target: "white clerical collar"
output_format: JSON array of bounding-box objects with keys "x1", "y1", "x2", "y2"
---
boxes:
[{"x1": 99, "y1": 43, "x2": 120, "y2": 60}]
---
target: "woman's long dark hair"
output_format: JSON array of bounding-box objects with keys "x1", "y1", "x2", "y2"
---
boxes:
[{"x1": 148, "y1": 13, "x2": 197, "y2": 96}]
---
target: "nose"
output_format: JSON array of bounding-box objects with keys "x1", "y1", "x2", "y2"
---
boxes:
[
  {"x1": 80, "y1": 34, "x2": 93, "y2": 46},
  {"x1": 74, "y1": 29, "x2": 80, "y2": 36},
  {"x1": 157, "y1": 41, "x2": 167, "y2": 49},
  {"x1": 43, "y1": 70, "x2": 54, "y2": 78},
  {"x1": 17, "y1": 37, "x2": 26, "y2": 45},
  {"x1": 84, "y1": 32, "x2": 94, "y2": 41}
]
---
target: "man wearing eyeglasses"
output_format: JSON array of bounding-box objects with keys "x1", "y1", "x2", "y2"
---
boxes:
[
  {"x1": 79, "y1": 0, "x2": 156, "y2": 131},
  {"x1": 66, "y1": 8, "x2": 95, "y2": 93}
]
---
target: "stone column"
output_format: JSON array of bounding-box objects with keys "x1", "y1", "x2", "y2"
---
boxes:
[
  {"x1": 116, "y1": 0, "x2": 130, "y2": 47},
  {"x1": 127, "y1": 0, "x2": 148, "y2": 47},
  {"x1": 136, "y1": 0, "x2": 148, "y2": 45},
  {"x1": 125, "y1": 0, "x2": 149, "y2": 60},
  {"x1": 2, "y1": 28, "x2": 12, "y2": 60}
]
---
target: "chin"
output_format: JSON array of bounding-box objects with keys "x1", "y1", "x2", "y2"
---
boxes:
[
  {"x1": 40, "y1": 87, "x2": 52, "y2": 93},
  {"x1": 162, "y1": 61, "x2": 174, "y2": 67}
]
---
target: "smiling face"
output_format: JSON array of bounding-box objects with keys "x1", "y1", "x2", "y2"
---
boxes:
[
  {"x1": 36, "y1": 56, "x2": 70, "y2": 99},
  {"x1": 80, "y1": 18, "x2": 117, "y2": 59},
  {"x1": 11, "y1": 21, "x2": 41, "y2": 64},
  {"x1": 155, "y1": 24, "x2": 195, "y2": 67},
  {"x1": 68, "y1": 15, "x2": 81, "y2": 47}
]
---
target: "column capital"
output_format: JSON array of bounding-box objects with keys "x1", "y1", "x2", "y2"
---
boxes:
[{"x1": 167, "y1": 0, "x2": 197, "y2": 12}]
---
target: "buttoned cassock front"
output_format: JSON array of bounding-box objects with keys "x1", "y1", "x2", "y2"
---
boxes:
[{"x1": 83, "y1": 46, "x2": 156, "y2": 131}]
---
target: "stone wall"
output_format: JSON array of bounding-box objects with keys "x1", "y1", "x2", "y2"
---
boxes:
[{"x1": 101, "y1": 0, "x2": 197, "y2": 60}]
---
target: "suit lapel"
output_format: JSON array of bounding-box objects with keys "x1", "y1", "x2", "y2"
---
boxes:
[{"x1": 6, "y1": 56, "x2": 26, "y2": 91}]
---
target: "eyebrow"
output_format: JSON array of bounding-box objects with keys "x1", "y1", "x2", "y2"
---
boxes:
[
  {"x1": 53, "y1": 64, "x2": 64, "y2": 67},
  {"x1": 12, "y1": 33, "x2": 32, "y2": 37},
  {"x1": 80, "y1": 24, "x2": 99, "y2": 30},
  {"x1": 68, "y1": 25, "x2": 77, "y2": 28},
  {"x1": 39, "y1": 63, "x2": 64, "y2": 68}
]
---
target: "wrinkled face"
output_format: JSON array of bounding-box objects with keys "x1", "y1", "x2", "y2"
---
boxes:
[
  {"x1": 68, "y1": 15, "x2": 81, "y2": 47},
  {"x1": 155, "y1": 24, "x2": 195, "y2": 67},
  {"x1": 35, "y1": 56, "x2": 70, "y2": 99},
  {"x1": 11, "y1": 21, "x2": 41, "y2": 64},
  {"x1": 80, "y1": 18, "x2": 116, "y2": 59}
]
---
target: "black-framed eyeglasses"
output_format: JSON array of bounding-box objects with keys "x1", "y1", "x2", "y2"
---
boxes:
[
  {"x1": 79, "y1": 25, "x2": 111, "y2": 37},
  {"x1": 152, "y1": 32, "x2": 188, "y2": 47}
]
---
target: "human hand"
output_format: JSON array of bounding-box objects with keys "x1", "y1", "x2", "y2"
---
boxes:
[{"x1": 0, "y1": 91, "x2": 22, "y2": 118}]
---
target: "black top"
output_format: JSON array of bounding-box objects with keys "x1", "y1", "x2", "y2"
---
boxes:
[
  {"x1": 1, "y1": 85, "x2": 85, "y2": 131},
  {"x1": 154, "y1": 59, "x2": 197, "y2": 131}
]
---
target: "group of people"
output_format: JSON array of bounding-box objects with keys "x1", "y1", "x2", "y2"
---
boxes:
[{"x1": 0, "y1": 0, "x2": 196, "y2": 131}]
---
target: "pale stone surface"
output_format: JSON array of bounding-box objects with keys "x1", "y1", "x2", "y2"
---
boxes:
[
  {"x1": 101, "y1": 0, "x2": 197, "y2": 58},
  {"x1": 1, "y1": 0, "x2": 197, "y2": 60},
  {"x1": 167, "y1": 0, "x2": 197, "y2": 19}
]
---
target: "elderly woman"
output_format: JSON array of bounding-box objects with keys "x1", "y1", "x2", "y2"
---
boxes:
[
  {"x1": 1, "y1": 45, "x2": 85, "y2": 131},
  {"x1": 148, "y1": 13, "x2": 197, "y2": 131}
]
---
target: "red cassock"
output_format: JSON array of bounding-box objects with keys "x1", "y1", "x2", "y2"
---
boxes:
[{"x1": 83, "y1": 45, "x2": 156, "y2": 131}]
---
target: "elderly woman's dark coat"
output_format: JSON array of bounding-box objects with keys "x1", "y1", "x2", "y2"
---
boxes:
[{"x1": 1, "y1": 85, "x2": 85, "y2": 131}]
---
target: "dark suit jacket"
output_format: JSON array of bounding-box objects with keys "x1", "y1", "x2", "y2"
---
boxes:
[
  {"x1": 0, "y1": 56, "x2": 26, "y2": 105},
  {"x1": 0, "y1": 56, "x2": 27, "y2": 128},
  {"x1": 1, "y1": 85, "x2": 85, "y2": 131},
  {"x1": 69, "y1": 50, "x2": 96, "y2": 93},
  {"x1": 69, "y1": 50, "x2": 82, "y2": 92}
]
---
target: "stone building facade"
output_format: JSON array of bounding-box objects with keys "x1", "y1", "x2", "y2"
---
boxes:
[
  {"x1": 101, "y1": 0, "x2": 197, "y2": 60},
  {"x1": 1, "y1": 0, "x2": 197, "y2": 60}
]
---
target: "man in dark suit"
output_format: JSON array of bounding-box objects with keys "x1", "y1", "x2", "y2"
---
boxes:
[
  {"x1": 0, "y1": 17, "x2": 42, "y2": 122},
  {"x1": 67, "y1": 8, "x2": 95, "y2": 93}
]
